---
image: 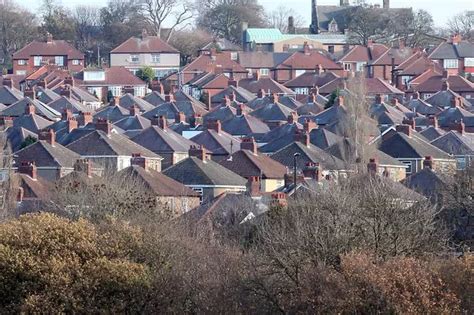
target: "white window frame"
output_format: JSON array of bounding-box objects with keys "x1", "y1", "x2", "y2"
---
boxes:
[
  {"x1": 343, "y1": 63, "x2": 352, "y2": 71},
  {"x1": 108, "y1": 86, "x2": 122, "y2": 97},
  {"x1": 230, "y1": 52, "x2": 238, "y2": 61},
  {"x1": 295, "y1": 87, "x2": 309, "y2": 95},
  {"x1": 443, "y1": 59, "x2": 459, "y2": 69},
  {"x1": 33, "y1": 56, "x2": 42, "y2": 66},
  {"x1": 55, "y1": 56, "x2": 64, "y2": 66},
  {"x1": 134, "y1": 86, "x2": 146, "y2": 97},
  {"x1": 130, "y1": 54, "x2": 139, "y2": 63},
  {"x1": 401, "y1": 160, "x2": 413, "y2": 174},
  {"x1": 72, "y1": 59, "x2": 80, "y2": 65},
  {"x1": 17, "y1": 59, "x2": 26, "y2": 66},
  {"x1": 152, "y1": 54, "x2": 160, "y2": 63},
  {"x1": 16, "y1": 70, "x2": 26, "y2": 75},
  {"x1": 356, "y1": 62, "x2": 366, "y2": 72},
  {"x1": 260, "y1": 68, "x2": 269, "y2": 76}
]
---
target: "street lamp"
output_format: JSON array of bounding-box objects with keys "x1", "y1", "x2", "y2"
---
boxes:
[{"x1": 293, "y1": 153, "x2": 301, "y2": 197}]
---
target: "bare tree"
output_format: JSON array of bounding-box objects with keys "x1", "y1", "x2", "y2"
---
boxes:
[
  {"x1": 447, "y1": 11, "x2": 474, "y2": 40},
  {"x1": 267, "y1": 5, "x2": 304, "y2": 33},
  {"x1": 140, "y1": 0, "x2": 194, "y2": 42},
  {"x1": 168, "y1": 28, "x2": 212, "y2": 64},
  {"x1": 72, "y1": 5, "x2": 101, "y2": 52},
  {"x1": 0, "y1": 128, "x2": 17, "y2": 221}
]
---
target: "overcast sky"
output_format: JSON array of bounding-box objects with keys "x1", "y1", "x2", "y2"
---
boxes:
[{"x1": 17, "y1": 0, "x2": 473, "y2": 27}]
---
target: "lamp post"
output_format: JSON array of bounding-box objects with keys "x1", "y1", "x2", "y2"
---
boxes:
[{"x1": 293, "y1": 152, "x2": 300, "y2": 197}]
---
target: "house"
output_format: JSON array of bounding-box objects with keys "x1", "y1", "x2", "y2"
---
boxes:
[
  {"x1": 210, "y1": 85, "x2": 256, "y2": 108},
  {"x1": 413, "y1": 72, "x2": 474, "y2": 100},
  {"x1": 284, "y1": 69, "x2": 339, "y2": 95},
  {"x1": 163, "y1": 146, "x2": 247, "y2": 202},
  {"x1": 66, "y1": 119, "x2": 162, "y2": 171},
  {"x1": 0, "y1": 78, "x2": 23, "y2": 105},
  {"x1": 14, "y1": 129, "x2": 81, "y2": 181},
  {"x1": 75, "y1": 67, "x2": 148, "y2": 101},
  {"x1": 110, "y1": 29, "x2": 180, "y2": 79},
  {"x1": 1, "y1": 97, "x2": 60, "y2": 121},
  {"x1": 430, "y1": 123, "x2": 474, "y2": 170},
  {"x1": 429, "y1": 34, "x2": 474, "y2": 75},
  {"x1": 14, "y1": 161, "x2": 51, "y2": 212},
  {"x1": 369, "y1": 46, "x2": 415, "y2": 82},
  {"x1": 250, "y1": 94, "x2": 294, "y2": 128},
  {"x1": 395, "y1": 52, "x2": 443, "y2": 90},
  {"x1": 221, "y1": 107, "x2": 270, "y2": 139},
  {"x1": 118, "y1": 163, "x2": 200, "y2": 217},
  {"x1": 12, "y1": 33, "x2": 84, "y2": 76},
  {"x1": 338, "y1": 42, "x2": 389, "y2": 74},
  {"x1": 131, "y1": 116, "x2": 197, "y2": 169},
  {"x1": 219, "y1": 137, "x2": 287, "y2": 193}
]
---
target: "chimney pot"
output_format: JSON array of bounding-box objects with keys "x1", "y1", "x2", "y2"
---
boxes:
[
  {"x1": 78, "y1": 111, "x2": 92, "y2": 126},
  {"x1": 303, "y1": 162, "x2": 322, "y2": 181},
  {"x1": 175, "y1": 111, "x2": 185, "y2": 123},
  {"x1": 423, "y1": 156, "x2": 433, "y2": 169},
  {"x1": 189, "y1": 145, "x2": 209, "y2": 161},
  {"x1": 67, "y1": 117, "x2": 78, "y2": 133},
  {"x1": 129, "y1": 104, "x2": 140, "y2": 116},
  {"x1": 131, "y1": 153, "x2": 149, "y2": 170},
  {"x1": 38, "y1": 129, "x2": 56, "y2": 146},
  {"x1": 240, "y1": 137, "x2": 258, "y2": 154},
  {"x1": 367, "y1": 158, "x2": 378, "y2": 175},
  {"x1": 96, "y1": 118, "x2": 112, "y2": 135},
  {"x1": 18, "y1": 161, "x2": 37, "y2": 180},
  {"x1": 304, "y1": 119, "x2": 317, "y2": 132},
  {"x1": 396, "y1": 124, "x2": 412, "y2": 137},
  {"x1": 247, "y1": 176, "x2": 261, "y2": 196},
  {"x1": 207, "y1": 119, "x2": 222, "y2": 133},
  {"x1": 25, "y1": 103, "x2": 35, "y2": 115}
]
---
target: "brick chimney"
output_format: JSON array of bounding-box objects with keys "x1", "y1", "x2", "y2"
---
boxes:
[
  {"x1": 62, "y1": 108, "x2": 72, "y2": 120},
  {"x1": 270, "y1": 93, "x2": 279, "y2": 104},
  {"x1": 428, "y1": 116, "x2": 438, "y2": 128},
  {"x1": 2, "y1": 78, "x2": 12, "y2": 88},
  {"x1": 131, "y1": 153, "x2": 148, "y2": 170},
  {"x1": 337, "y1": 95, "x2": 344, "y2": 106},
  {"x1": 74, "y1": 159, "x2": 92, "y2": 177},
  {"x1": 229, "y1": 91, "x2": 237, "y2": 102},
  {"x1": 383, "y1": 0, "x2": 390, "y2": 9},
  {"x1": 129, "y1": 104, "x2": 140, "y2": 116},
  {"x1": 224, "y1": 95, "x2": 231, "y2": 107},
  {"x1": 67, "y1": 117, "x2": 78, "y2": 133},
  {"x1": 46, "y1": 32, "x2": 53, "y2": 43},
  {"x1": 303, "y1": 119, "x2": 317, "y2": 133},
  {"x1": 175, "y1": 111, "x2": 185, "y2": 123},
  {"x1": 391, "y1": 98, "x2": 401, "y2": 107},
  {"x1": 64, "y1": 76, "x2": 74, "y2": 87},
  {"x1": 39, "y1": 129, "x2": 55, "y2": 146},
  {"x1": 287, "y1": 112, "x2": 298, "y2": 124},
  {"x1": 25, "y1": 103, "x2": 35, "y2": 115},
  {"x1": 190, "y1": 114, "x2": 203, "y2": 128},
  {"x1": 315, "y1": 64, "x2": 323, "y2": 75},
  {"x1": 0, "y1": 116, "x2": 13, "y2": 128},
  {"x1": 165, "y1": 94, "x2": 175, "y2": 102},
  {"x1": 241, "y1": 137, "x2": 257, "y2": 154},
  {"x1": 298, "y1": 131, "x2": 311, "y2": 146},
  {"x1": 441, "y1": 80, "x2": 450, "y2": 91},
  {"x1": 24, "y1": 87, "x2": 35, "y2": 100},
  {"x1": 141, "y1": 28, "x2": 148, "y2": 39},
  {"x1": 303, "y1": 42, "x2": 310, "y2": 54},
  {"x1": 207, "y1": 119, "x2": 221, "y2": 133},
  {"x1": 189, "y1": 145, "x2": 209, "y2": 161},
  {"x1": 423, "y1": 156, "x2": 433, "y2": 169},
  {"x1": 158, "y1": 115, "x2": 167, "y2": 129},
  {"x1": 61, "y1": 85, "x2": 72, "y2": 98},
  {"x1": 247, "y1": 176, "x2": 261, "y2": 196},
  {"x1": 303, "y1": 162, "x2": 322, "y2": 181},
  {"x1": 367, "y1": 39, "x2": 374, "y2": 48},
  {"x1": 396, "y1": 124, "x2": 412, "y2": 137},
  {"x1": 402, "y1": 117, "x2": 416, "y2": 130},
  {"x1": 78, "y1": 111, "x2": 92, "y2": 126},
  {"x1": 413, "y1": 91, "x2": 420, "y2": 100},
  {"x1": 271, "y1": 192, "x2": 287, "y2": 208},
  {"x1": 451, "y1": 96, "x2": 461, "y2": 108},
  {"x1": 455, "y1": 120, "x2": 465, "y2": 134},
  {"x1": 96, "y1": 118, "x2": 111, "y2": 135},
  {"x1": 375, "y1": 94, "x2": 383, "y2": 104},
  {"x1": 18, "y1": 161, "x2": 37, "y2": 180},
  {"x1": 257, "y1": 89, "x2": 265, "y2": 98},
  {"x1": 367, "y1": 158, "x2": 378, "y2": 175},
  {"x1": 112, "y1": 96, "x2": 120, "y2": 106},
  {"x1": 151, "y1": 115, "x2": 160, "y2": 126},
  {"x1": 451, "y1": 34, "x2": 462, "y2": 45},
  {"x1": 236, "y1": 104, "x2": 244, "y2": 116}
]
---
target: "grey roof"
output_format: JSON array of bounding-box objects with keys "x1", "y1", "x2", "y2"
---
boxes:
[
  {"x1": 143, "y1": 91, "x2": 166, "y2": 106},
  {"x1": 143, "y1": 102, "x2": 179, "y2": 120},
  {"x1": 119, "y1": 93, "x2": 155, "y2": 111},
  {"x1": 203, "y1": 106, "x2": 236, "y2": 124},
  {"x1": 369, "y1": 102, "x2": 406, "y2": 125},
  {"x1": 305, "y1": 103, "x2": 347, "y2": 126},
  {"x1": 66, "y1": 130, "x2": 162, "y2": 158},
  {"x1": 426, "y1": 90, "x2": 473, "y2": 110},
  {"x1": 429, "y1": 41, "x2": 474, "y2": 59},
  {"x1": 278, "y1": 96, "x2": 303, "y2": 110},
  {"x1": 260, "y1": 122, "x2": 301, "y2": 144},
  {"x1": 36, "y1": 87, "x2": 60, "y2": 104},
  {"x1": 379, "y1": 132, "x2": 453, "y2": 159},
  {"x1": 0, "y1": 86, "x2": 23, "y2": 105},
  {"x1": 12, "y1": 113, "x2": 54, "y2": 133},
  {"x1": 211, "y1": 86, "x2": 256, "y2": 104},
  {"x1": 201, "y1": 38, "x2": 241, "y2": 51},
  {"x1": 53, "y1": 86, "x2": 98, "y2": 103},
  {"x1": 430, "y1": 131, "x2": 474, "y2": 156},
  {"x1": 250, "y1": 101, "x2": 294, "y2": 122},
  {"x1": 132, "y1": 126, "x2": 197, "y2": 153},
  {"x1": 403, "y1": 98, "x2": 440, "y2": 116},
  {"x1": 437, "y1": 107, "x2": 474, "y2": 128},
  {"x1": 114, "y1": 115, "x2": 151, "y2": 131},
  {"x1": 163, "y1": 156, "x2": 247, "y2": 186},
  {"x1": 1, "y1": 97, "x2": 60, "y2": 120},
  {"x1": 402, "y1": 168, "x2": 448, "y2": 198},
  {"x1": 191, "y1": 129, "x2": 241, "y2": 156},
  {"x1": 15, "y1": 140, "x2": 80, "y2": 168},
  {"x1": 94, "y1": 104, "x2": 129, "y2": 123},
  {"x1": 6, "y1": 127, "x2": 37, "y2": 152},
  {"x1": 419, "y1": 126, "x2": 445, "y2": 142},
  {"x1": 221, "y1": 114, "x2": 270, "y2": 137},
  {"x1": 47, "y1": 96, "x2": 88, "y2": 114},
  {"x1": 271, "y1": 141, "x2": 346, "y2": 170},
  {"x1": 237, "y1": 52, "x2": 291, "y2": 68}
]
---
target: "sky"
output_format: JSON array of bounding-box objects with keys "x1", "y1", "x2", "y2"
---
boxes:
[{"x1": 17, "y1": 0, "x2": 474, "y2": 27}]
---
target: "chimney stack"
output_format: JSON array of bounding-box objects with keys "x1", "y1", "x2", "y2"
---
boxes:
[
  {"x1": 451, "y1": 96, "x2": 461, "y2": 108},
  {"x1": 74, "y1": 159, "x2": 92, "y2": 178},
  {"x1": 451, "y1": 34, "x2": 462, "y2": 45},
  {"x1": 270, "y1": 93, "x2": 279, "y2": 103},
  {"x1": 303, "y1": 119, "x2": 317, "y2": 133},
  {"x1": 207, "y1": 119, "x2": 222, "y2": 133},
  {"x1": 2, "y1": 78, "x2": 12, "y2": 88},
  {"x1": 0, "y1": 116, "x2": 13, "y2": 128},
  {"x1": 95, "y1": 118, "x2": 111, "y2": 135},
  {"x1": 287, "y1": 112, "x2": 298, "y2": 124},
  {"x1": 315, "y1": 64, "x2": 323, "y2": 75},
  {"x1": 288, "y1": 16, "x2": 296, "y2": 34},
  {"x1": 25, "y1": 103, "x2": 35, "y2": 115},
  {"x1": 78, "y1": 111, "x2": 92, "y2": 126},
  {"x1": 189, "y1": 145, "x2": 209, "y2": 162},
  {"x1": 24, "y1": 87, "x2": 35, "y2": 100},
  {"x1": 46, "y1": 32, "x2": 53, "y2": 43},
  {"x1": 62, "y1": 108, "x2": 72, "y2": 120},
  {"x1": 67, "y1": 117, "x2": 78, "y2": 133},
  {"x1": 428, "y1": 116, "x2": 438, "y2": 129},
  {"x1": 112, "y1": 96, "x2": 120, "y2": 106},
  {"x1": 241, "y1": 137, "x2": 258, "y2": 154},
  {"x1": 190, "y1": 114, "x2": 202, "y2": 128},
  {"x1": 367, "y1": 158, "x2": 378, "y2": 175},
  {"x1": 396, "y1": 124, "x2": 412, "y2": 137},
  {"x1": 131, "y1": 153, "x2": 148, "y2": 170},
  {"x1": 165, "y1": 94, "x2": 175, "y2": 102},
  {"x1": 64, "y1": 76, "x2": 74, "y2": 87},
  {"x1": 141, "y1": 28, "x2": 148, "y2": 39},
  {"x1": 337, "y1": 95, "x2": 344, "y2": 106},
  {"x1": 383, "y1": 0, "x2": 390, "y2": 9},
  {"x1": 455, "y1": 119, "x2": 465, "y2": 134},
  {"x1": 61, "y1": 85, "x2": 72, "y2": 99},
  {"x1": 303, "y1": 42, "x2": 310, "y2": 54},
  {"x1": 158, "y1": 115, "x2": 167, "y2": 129},
  {"x1": 271, "y1": 192, "x2": 287, "y2": 208},
  {"x1": 175, "y1": 111, "x2": 186, "y2": 124},
  {"x1": 18, "y1": 161, "x2": 37, "y2": 180},
  {"x1": 303, "y1": 162, "x2": 322, "y2": 181},
  {"x1": 39, "y1": 129, "x2": 55, "y2": 146},
  {"x1": 129, "y1": 104, "x2": 140, "y2": 116},
  {"x1": 423, "y1": 156, "x2": 433, "y2": 169},
  {"x1": 247, "y1": 176, "x2": 261, "y2": 196},
  {"x1": 236, "y1": 104, "x2": 244, "y2": 116},
  {"x1": 257, "y1": 89, "x2": 265, "y2": 98}
]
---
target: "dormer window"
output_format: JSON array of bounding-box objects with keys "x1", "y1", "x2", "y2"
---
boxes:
[
  {"x1": 33, "y1": 56, "x2": 42, "y2": 66},
  {"x1": 84, "y1": 70, "x2": 105, "y2": 81},
  {"x1": 443, "y1": 59, "x2": 458, "y2": 69},
  {"x1": 328, "y1": 19, "x2": 339, "y2": 33}
]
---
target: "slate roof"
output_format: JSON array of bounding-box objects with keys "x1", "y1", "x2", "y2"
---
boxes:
[
  {"x1": 119, "y1": 93, "x2": 155, "y2": 111},
  {"x1": 369, "y1": 102, "x2": 406, "y2": 125},
  {"x1": 111, "y1": 36, "x2": 179, "y2": 54},
  {"x1": 211, "y1": 85, "x2": 256, "y2": 104},
  {"x1": 190, "y1": 129, "x2": 241, "y2": 156},
  {"x1": 271, "y1": 141, "x2": 346, "y2": 171},
  {"x1": 12, "y1": 113, "x2": 54, "y2": 133},
  {"x1": 203, "y1": 105, "x2": 237, "y2": 124},
  {"x1": 46, "y1": 96, "x2": 88, "y2": 114},
  {"x1": 430, "y1": 131, "x2": 474, "y2": 156},
  {"x1": 278, "y1": 96, "x2": 303, "y2": 110},
  {"x1": 143, "y1": 91, "x2": 166, "y2": 106},
  {"x1": 53, "y1": 86, "x2": 98, "y2": 103},
  {"x1": 94, "y1": 104, "x2": 129, "y2": 123},
  {"x1": 238, "y1": 77, "x2": 294, "y2": 94},
  {"x1": 379, "y1": 131, "x2": 453, "y2": 159},
  {"x1": 250, "y1": 101, "x2": 294, "y2": 122},
  {"x1": 66, "y1": 130, "x2": 162, "y2": 158},
  {"x1": 36, "y1": 87, "x2": 61, "y2": 104},
  {"x1": 221, "y1": 114, "x2": 270, "y2": 137},
  {"x1": 237, "y1": 51, "x2": 291, "y2": 68},
  {"x1": 119, "y1": 165, "x2": 199, "y2": 197},
  {"x1": 132, "y1": 126, "x2": 197, "y2": 153},
  {"x1": 306, "y1": 103, "x2": 347, "y2": 126},
  {"x1": 1, "y1": 97, "x2": 60, "y2": 121},
  {"x1": 15, "y1": 140, "x2": 80, "y2": 168},
  {"x1": 402, "y1": 168, "x2": 448, "y2": 198},
  {"x1": 429, "y1": 40, "x2": 474, "y2": 59},
  {"x1": 143, "y1": 99, "x2": 208, "y2": 121},
  {"x1": 13, "y1": 40, "x2": 84, "y2": 59},
  {"x1": 403, "y1": 97, "x2": 440, "y2": 116},
  {"x1": 6, "y1": 127, "x2": 37, "y2": 152},
  {"x1": 0, "y1": 86, "x2": 23, "y2": 105},
  {"x1": 219, "y1": 150, "x2": 287, "y2": 179},
  {"x1": 260, "y1": 122, "x2": 301, "y2": 144},
  {"x1": 163, "y1": 156, "x2": 247, "y2": 186},
  {"x1": 437, "y1": 106, "x2": 474, "y2": 128},
  {"x1": 419, "y1": 126, "x2": 445, "y2": 142},
  {"x1": 201, "y1": 38, "x2": 241, "y2": 51},
  {"x1": 426, "y1": 90, "x2": 473, "y2": 109},
  {"x1": 114, "y1": 115, "x2": 151, "y2": 131},
  {"x1": 284, "y1": 71, "x2": 339, "y2": 88},
  {"x1": 276, "y1": 51, "x2": 342, "y2": 70}
]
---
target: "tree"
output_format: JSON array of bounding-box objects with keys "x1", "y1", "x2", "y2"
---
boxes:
[
  {"x1": 137, "y1": 66, "x2": 155, "y2": 83},
  {"x1": 139, "y1": 0, "x2": 194, "y2": 42},
  {"x1": 267, "y1": 5, "x2": 304, "y2": 33},
  {"x1": 72, "y1": 5, "x2": 102, "y2": 60},
  {"x1": 168, "y1": 28, "x2": 213, "y2": 65},
  {"x1": 0, "y1": 1, "x2": 39, "y2": 70},
  {"x1": 40, "y1": 0, "x2": 76, "y2": 41},
  {"x1": 447, "y1": 11, "x2": 474, "y2": 40},
  {"x1": 197, "y1": 0, "x2": 267, "y2": 43},
  {"x1": 348, "y1": 6, "x2": 387, "y2": 45},
  {"x1": 19, "y1": 136, "x2": 37, "y2": 150}
]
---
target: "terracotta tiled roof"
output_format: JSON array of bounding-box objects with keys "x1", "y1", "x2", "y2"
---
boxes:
[
  {"x1": 183, "y1": 52, "x2": 247, "y2": 73},
  {"x1": 371, "y1": 47, "x2": 414, "y2": 66},
  {"x1": 338, "y1": 44, "x2": 388, "y2": 63},
  {"x1": 111, "y1": 36, "x2": 178, "y2": 54},
  {"x1": 414, "y1": 75, "x2": 474, "y2": 94},
  {"x1": 13, "y1": 40, "x2": 84, "y2": 59}
]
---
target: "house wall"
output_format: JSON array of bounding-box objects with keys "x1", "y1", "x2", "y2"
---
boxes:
[
  {"x1": 378, "y1": 166, "x2": 406, "y2": 182},
  {"x1": 261, "y1": 178, "x2": 285, "y2": 192},
  {"x1": 110, "y1": 53, "x2": 180, "y2": 70},
  {"x1": 156, "y1": 196, "x2": 201, "y2": 217},
  {"x1": 37, "y1": 167, "x2": 73, "y2": 181},
  {"x1": 13, "y1": 56, "x2": 84, "y2": 75}
]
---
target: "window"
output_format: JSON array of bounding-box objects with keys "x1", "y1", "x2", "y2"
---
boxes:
[
  {"x1": 401, "y1": 161, "x2": 413, "y2": 174},
  {"x1": 83, "y1": 70, "x2": 105, "y2": 81},
  {"x1": 15, "y1": 70, "x2": 26, "y2": 75},
  {"x1": 33, "y1": 56, "x2": 42, "y2": 66},
  {"x1": 328, "y1": 45, "x2": 335, "y2": 54},
  {"x1": 72, "y1": 59, "x2": 80, "y2": 65},
  {"x1": 423, "y1": 93, "x2": 433, "y2": 100},
  {"x1": 55, "y1": 56, "x2": 64, "y2": 66},
  {"x1": 295, "y1": 87, "x2": 309, "y2": 95},
  {"x1": 356, "y1": 62, "x2": 366, "y2": 72},
  {"x1": 134, "y1": 86, "x2": 146, "y2": 97},
  {"x1": 152, "y1": 54, "x2": 160, "y2": 63},
  {"x1": 130, "y1": 54, "x2": 139, "y2": 63},
  {"x1": 192, "y1": 187, "x2": 204, "y2": 203},
  {"x1": 464, "y1": 58, "x2": 474, "y2": 67},
  {"x1": 443, "y1": 59, "x2": 458, "y2": 69},
  {"x1": 230, "y1": 52, "x2": 238, "y2": 61},
  {"x1": 343, "y1": 63, "x2": 352, "y2": 71},
  {"x1": 17, "y1": 59, "x2": 26, "y2": 65},
  {"x1": 108, "y1": 86, "x2": 122, "y2": 97},
  {"x1": 456, "y1": 157, "x2": 467, "y2": 170},
  {"x1": 260, "y1": 68, "x2": 269, "y2": 76}
]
